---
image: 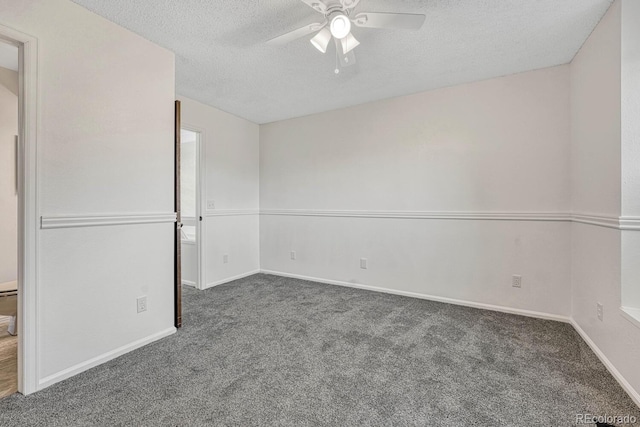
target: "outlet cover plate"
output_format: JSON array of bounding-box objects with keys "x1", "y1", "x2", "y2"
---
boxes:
[
  {"x1": 512, "y1": 275, "x2": 522, "y2": 288},
  {"x1": 137, "y1": 296, "x2": 147, "y2": 313}
]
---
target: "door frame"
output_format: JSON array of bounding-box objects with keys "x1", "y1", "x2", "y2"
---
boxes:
[
  {"x1": 180, "y1": 124, "x2": 206, "y2": 291},
  {"x1": 0, "y1": 24, "x2": 39, "y2": 395},
  {"x1": 174, "y1": 101, "x2": 181, "y2": 328}
]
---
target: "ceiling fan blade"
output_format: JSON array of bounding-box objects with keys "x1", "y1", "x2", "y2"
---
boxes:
[
  {"x1": 267, "y1": 22, "x2": 326, "y2": 45},
  {"x1": 300, "y1": 0, "x2": 327, "y2": 14},
  {"x1": 340, "y1": 0, "x2": 361, "y2": 9},
  {"x1": 352, "y1": 12, "x2": 426, "y2": 30}
]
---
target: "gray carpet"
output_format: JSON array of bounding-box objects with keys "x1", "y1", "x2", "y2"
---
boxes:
[{"x1": 0, "y1": 273, "x2": 638, "y2": 426}]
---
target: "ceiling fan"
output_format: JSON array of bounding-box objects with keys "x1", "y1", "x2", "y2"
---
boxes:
[{"x1": 267, "y1": 0, "x2": 426, "y2": 71}]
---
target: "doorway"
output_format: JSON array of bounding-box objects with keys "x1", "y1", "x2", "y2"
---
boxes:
[
  {"x1": 179, "y1": 128, "x2": 204, "y2": 293},
  {"x1": 0, "y1": 24, "x2": 39, "y2": 396},
  {"x1": 0, "y1": 38, "x2": 19, "y2": 398}
]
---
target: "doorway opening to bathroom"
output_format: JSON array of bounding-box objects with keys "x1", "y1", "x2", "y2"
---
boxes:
[
  {"x1": 0, "y1": 25, "x2": 37, "y2": 396},
  {"x1": 179, "y1": 127, "x2": 204, "y2": 299},
  {"x1": 0, "y1": 38, "x2": 18, "y2": 399}
]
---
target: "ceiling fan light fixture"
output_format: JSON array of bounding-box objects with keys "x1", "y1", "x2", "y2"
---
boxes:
[
  {"x1": 330, "y1": 14, "x2": 351, "y2": 39},
  {"x1": 269, "y1": 1, "x2": 427, "y2": 73},
  {"x1": 340, "y1": 32, "x2": 360, "y2": 54},
  {"x1": 310, "y1": 27, "x2": 332, "y2": 53}
]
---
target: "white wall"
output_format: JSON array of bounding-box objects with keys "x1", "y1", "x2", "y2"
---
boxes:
[
  {"x1": 621, "y1": 0, "x2": 640, "y2": 218},
  {"x1": 180, "y1": 136, "x2": 197, "y2": 218},
  {"x1": 571, "y1": 0, "x2": 640, "y2": 402},
  {"x1": 620, "y1": 0, "x2": 640, "y2": 310},
  {"x1": 178, "y1": 96, "x2": 260, "y2": 288},
  {"x1": 570, "y1": 5, "x2": 622, "y2": 217},
  {"x1": 260, "y1": 65, "x2": 572, "y2": 318},
  {"x1": 0, "y1": 66, "x2": 18, "y2": 284},
  {"x1": 0, "y1": 0, "x2": 176, "y2": 389}
]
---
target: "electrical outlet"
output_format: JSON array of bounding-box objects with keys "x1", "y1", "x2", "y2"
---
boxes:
[
  {"x1": 512, "y1": 275, "x2": 522, "y2": 288},
  {"x1": 597, "y1": 303, "x2": 603, "y2": 321},
  {"x1": 360, "y1": 258, "x2": 368, "y2": 269},
  {"x1": 290, "y1": 251, "x2": 296, "y2": 260},
  {"x1": 223, "y1": 254, "x2": 229, "y2": 264},
  {"x1": 207, "y1": 200, "x2": 215, "y2": 210},
  {"x1": 137, "y1": 296, "x2": 147, "y2": 313}
]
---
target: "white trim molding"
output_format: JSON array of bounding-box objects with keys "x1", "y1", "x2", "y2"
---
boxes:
[
  {"x1": 204, "y1": 269, "x2": 262, "y2": 289},
  {"x1": 619, "y1": 216, "x2": 640, "y2": 231},
  {"x1": 41, "y1": 212, "x2": 177, "y2": 229},
  {"x1": 621, "y1": 306, "x2": 640, "y2": 330},
  {"x1": 260, "y1": 209, "x2": 640, "y2": 231},
  {"x1": 260, "y1": 209, "x2": 570, "y2": 221},
  {"x1": 572, "y1": 213, "x2": 624, "y2": 229},
  {"x1": 572, "y1": 213, "x2": 640, "y2": 230},
  {"x1": 260, "y1": 270, "x2": 571, "y2": 323},
  {"x1": 37, "y1": 327, "x2": 176, "y2": 391},
  {"x1": 206, "y1": 209, "x2": 259, "y2": 217}
]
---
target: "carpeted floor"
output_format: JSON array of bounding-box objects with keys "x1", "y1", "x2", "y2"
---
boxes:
[{"x1": 0, "y1": 273, "x2": 638, "y2": 426}]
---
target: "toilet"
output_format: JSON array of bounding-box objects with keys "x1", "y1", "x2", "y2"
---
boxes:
[
  {"x1": 181, "y1": 225, "x2": 197, "y2": 286},
  {"x1": 0, "y1": 280, "x2": 17, "y2": 336}
]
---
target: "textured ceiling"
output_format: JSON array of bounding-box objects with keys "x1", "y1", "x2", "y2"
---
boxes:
[{"x1": 71, "y1": 0, "x2": 612, "y2": 124}]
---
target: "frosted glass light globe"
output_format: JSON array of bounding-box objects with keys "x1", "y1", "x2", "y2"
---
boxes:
[{"x1": 330, "y1": 14, "x2": 351, "y2": 40}]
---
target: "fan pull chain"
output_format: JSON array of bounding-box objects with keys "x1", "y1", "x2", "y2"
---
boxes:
[{"x1": 335, "y1": 44, "x2": 340, "y2": 74}]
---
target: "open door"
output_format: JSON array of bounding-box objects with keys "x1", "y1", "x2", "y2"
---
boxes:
[
  {"x1": 174, "y1": 100, "x2": 182, "y2": 328},
  {"x1": 178, "y1": 128, "x2": 203, "y2": 290}
]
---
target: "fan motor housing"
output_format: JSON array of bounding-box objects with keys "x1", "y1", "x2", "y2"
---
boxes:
[{"x1": 325, "y1": 1, "x2": 351, "y2": 16}]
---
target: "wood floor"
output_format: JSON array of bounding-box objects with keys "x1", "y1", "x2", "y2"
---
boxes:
[{"x1": 0, "y1": 316, "x2": 17, "y2": 399}]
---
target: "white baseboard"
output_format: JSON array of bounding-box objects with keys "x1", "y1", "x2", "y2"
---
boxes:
[
  {"x1": 204, "y1": 269, "x2": 261, "y2": 289},
  {"x1": 182, "y1": 280, "x2": 197, "y2": 287},
  {"x1": 570, "y1": 319, "x2": 640, "y2": 407},
  {"x1": 260, "y1": 270, "x2": 571, "y2": 323},
  {"x1": 38, "y1": 327, "x2": 176, "y2": 391}
]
